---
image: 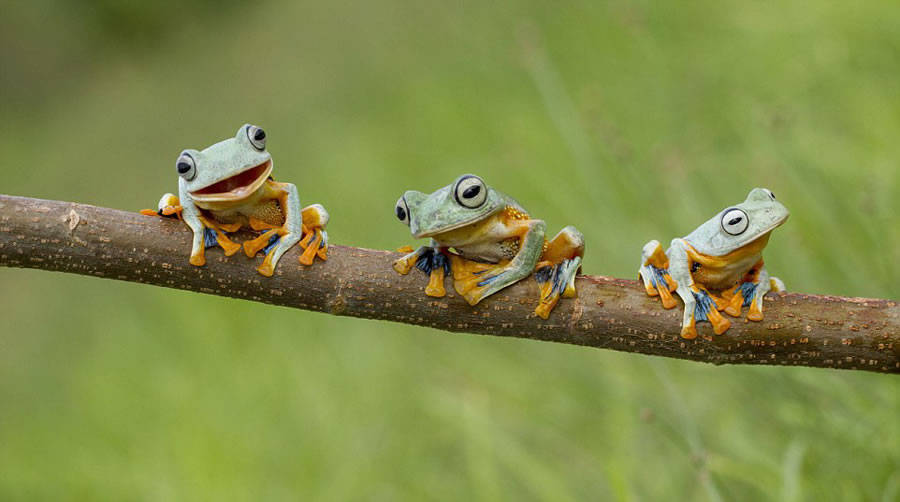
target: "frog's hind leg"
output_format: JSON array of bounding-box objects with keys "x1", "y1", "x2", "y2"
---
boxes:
[
  {"x1": 299, "y1": 203, "x2": 329, "y2": 265},
  {"x1": 687, "y1": 286, "x2": 732, "y2": 336},
  {"x1": 243, "y1": 218, "x2": 282, "y2": 258},
  {"x1": 533, "y1": 226, "x2": 585, "y2": 319},
  {"x1": 453, "y1": 219, "x2": 547, "y2": 307},
  {"x1": 196, "y1": 215, "x2": 242, "y2": 257},
  {"x1": 141, "y1": 193, "x2": 183, "y2": 219},
  {"x1": 252, "y1": 181, "x2": 306, "y2": 276},
  {"x1": 638, "y1": 240, "x2": 678, "y2": 309},
  {"x1": 449, "y1": 254, "x2": 501, "y2": 301}
]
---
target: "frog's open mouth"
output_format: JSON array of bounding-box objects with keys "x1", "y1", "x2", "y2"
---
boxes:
[{"x1": 190, "y1": 160, "x2": 272, "y2": 202}]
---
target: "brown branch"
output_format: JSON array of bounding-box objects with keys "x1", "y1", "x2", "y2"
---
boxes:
[{"x1": 1, "y1": 194, "x2": 897, "y2": 374}]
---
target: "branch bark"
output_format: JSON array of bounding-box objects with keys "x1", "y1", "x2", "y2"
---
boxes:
[{"x1": 1, "y1": 194, "x2": 897, "y2": 374}]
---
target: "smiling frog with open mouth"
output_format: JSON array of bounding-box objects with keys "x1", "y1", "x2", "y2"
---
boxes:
[{"x1": 141, "y1": 124, "x2": 329, "y2": 276}]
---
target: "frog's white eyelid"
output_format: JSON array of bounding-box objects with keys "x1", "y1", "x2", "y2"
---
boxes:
[
  {"x1": 246, "y1": 125, "x2": 266, "y2": 150},
  {"x1": 395, "y1": 197, "x2": 410, "y2": 225},
  {"x1": 176, "y1": 153, "x2": 196, "y2": 181},
  {"x1": 454, "y1": 175, "x2": 487, "y2": 208},
  {"x1": 721, "y1": 208, "x2": 749, "y2": 235}
]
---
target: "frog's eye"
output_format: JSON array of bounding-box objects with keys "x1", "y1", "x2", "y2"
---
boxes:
[
  {"x1": 246, "y1": 125, "x2": 266, "y2": 151},
  {"x1": 395, "y1": 197, "x2": 410, "y2": 226},
  {"x1": 721, "y1": 208, "x2": 749, "y2": 236},
  {"x1": 454, "y1": 175, "x2": 487, "y2": 209},
  {"x1": 176, "y1": 153, "x2": 196, "y2": 181}
]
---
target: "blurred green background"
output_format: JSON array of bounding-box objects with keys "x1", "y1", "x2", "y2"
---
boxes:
[{"x1": 1, "y1": 0, "x2": 899, "y2": 500}]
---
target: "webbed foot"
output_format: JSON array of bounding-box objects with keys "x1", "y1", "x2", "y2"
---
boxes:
[
  {"x1": 243, "y1": 227, "x2": 283, "y2": 258},
  {"x1": 689, "y1": 287, "x2": 731, "y2": 335},
  {"x1": 193, "y1": 216, "x2": 241, "y2": 257},
  {"x1": 298, "y1": 227, "x2": 327, "y2": 266},
  {"x1": 256, "y1": 234, "x2": 285, "y2": 277},
  {"x1": 449, "y1": 255, "x2": 509, "y2": 305},
  {"x1": 533, "y1": 256, "x2": 581, "y2": 319},
  {"x1": 141, "y1": 193, "x2": 183, "y2": 220},
  {"x1": 393, "y1": 247, "x2": 421, "y2": 275},
  {"x1": 396, "y1": 247, "x2": 451, "y2": 297},
  {"x1": 534, "y1": 226, "x2": 584, "y2": 318},
  {"x1": 721, "y1": 281, "x2": 757, "y2": 317},
  {"x1": 425, "y1": 262, "x2": 447, "y2": 297},
  {"x1": 257, "y1": 230, "x2": 302, "y2": 277},
  {"x1": 639, "y1": 240, "x2": 678, "y2": 309},
  {"x1": 298, "y1": 204, "x2": 329, "y2": 266}
]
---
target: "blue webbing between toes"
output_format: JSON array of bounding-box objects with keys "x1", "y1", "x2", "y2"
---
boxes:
[
  {"x1": 692, "y1": 289, "x2": 715, "y2": 322},
  {"x1": 738, "y1": 281, "x2": 758, "y2": 307},
  {"x1": 203, "y1": 228, "x2": 217, "y2": 248},
  {"x1": 261, "y1": 233, "x2": 281, "y2": 255},
  {"x1": 649, "y1": 265, "x2": 669, "y2": 290}
]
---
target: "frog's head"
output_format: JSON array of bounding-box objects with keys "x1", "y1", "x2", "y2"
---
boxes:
[
  {"x1": 394, "y1": 174, "x2": 506, "y2": 238},
  {"x1": 177, "y1": 124, "x2": 273, "y2": 207},
  {"x1": 687, "y1": 188, "x2": 790, "y2": 255}
]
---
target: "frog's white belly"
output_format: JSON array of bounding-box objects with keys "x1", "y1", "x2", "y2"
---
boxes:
[
  {"x1": 432, "y1": 218, "x2": 517, "y2": 264},
  {"x1": 453, "y1": 241, "x2": 511, "y2": 263}
]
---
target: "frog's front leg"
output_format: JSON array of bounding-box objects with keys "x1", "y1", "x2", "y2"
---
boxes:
[
  {"x1": 452, "y1": 219, "x2": 546, "y2": 306},
  {"x1": 638, "y1": 240, "x2": 678, "y2": 309},
  {"x1": 392, "y1": 241, "x2": 450, "y2": 297},
  {"x1": 298, "y1": 203, "x2": 329, "y2": 265},
  {"x1": 249, "y1": 181, "x2": 304, "y2": 277},
  {"x1": 533, "y1": 226, "x2": 584, "y2": 319},
  {"x1": 668, "y1": 239, "x2": 731, "y2": 338},
  {"x1": 180, "y1": 200, "x2": 209, "y2": 267}
]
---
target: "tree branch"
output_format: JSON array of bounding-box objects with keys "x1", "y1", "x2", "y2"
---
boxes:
[{"x1": 1, "y1": 194, "x2": 897, "y2": 374}]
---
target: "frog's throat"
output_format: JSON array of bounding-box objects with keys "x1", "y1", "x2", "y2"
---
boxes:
[
  {"x1": 412, "y1": 207, "x2": 503, "y2": 239},
  {"x1": 189, "y1": 160, "x2": 273, "y2": 203}
]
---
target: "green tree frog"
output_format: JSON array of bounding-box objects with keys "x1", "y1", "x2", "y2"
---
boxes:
[
  {"x1": 393, "y1": 174, "x2": 585, "y2": 319},
  {"x1": 638, "y1": 188, "x2": 788, "y2": 339},
  {"x1": 141, "y1": 124, "x2": 328, "y2": 276}
]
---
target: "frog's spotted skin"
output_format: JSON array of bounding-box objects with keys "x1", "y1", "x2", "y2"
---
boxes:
[
  {"x1": 393, "y1": 174, "x2": 584, "y2": 319},
  {"x1": 141, "y1": 124, "x2": 329, "y2": 276},
  {"x1": 638, "y1": 188, "x2": 788, "y2": 339}
]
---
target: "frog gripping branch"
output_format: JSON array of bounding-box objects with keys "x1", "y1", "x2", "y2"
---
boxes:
[
  {"x1": 141, "y1": 124, "x2": 329, "y2": 277},
  {"x1": 392, "y1": 174, "x2": 585, "y2": 319},
  {"x1": 639, "y1": 188, "x2": 788, "y2": 339}
]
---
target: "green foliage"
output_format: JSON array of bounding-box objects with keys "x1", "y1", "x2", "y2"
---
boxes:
[{"x1": 1, "y1": 0, "x2": 898, "y2": 499}]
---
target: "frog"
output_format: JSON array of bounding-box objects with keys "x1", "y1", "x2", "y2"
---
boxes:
[
  {"x1": 141, "y1": 124, "x2": 328, "y2": 276},
  {"x1": 638, "y1": 188, "x2": 788, "y2": 339},
  {"x1": 392, "y1": 174, "x2": 585, "y2": 319}
]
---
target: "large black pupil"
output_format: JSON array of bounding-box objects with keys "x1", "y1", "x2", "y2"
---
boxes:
[
  {"x1": 396, "y1": 206, "x2": 406, "y2": 220},
  {"x1": 463, "y1": 185, "x2": 481, "y2": 199},
  {"x1": 177, "y1": 161, "x2": 191, "y2": 173},
  {"x1": 728, "y1": 217, "x2": 742, "y2": 226},
  {"x1": 254, "y1": 129, "x2": 266, "y2": 141}
]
